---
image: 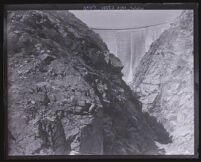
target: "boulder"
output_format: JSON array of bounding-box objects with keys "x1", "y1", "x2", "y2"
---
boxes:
[{"x1": 39, "y1": 53, "x2": 56, "y2": 65}]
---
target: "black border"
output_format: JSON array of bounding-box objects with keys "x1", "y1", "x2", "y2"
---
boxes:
[{"x1": 1, "y1": 0, "x2": 200, "y2": 160}]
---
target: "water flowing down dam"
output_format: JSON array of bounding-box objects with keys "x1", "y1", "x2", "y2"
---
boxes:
[{"x1": 93, "y1": 23, "x2": 170, "y2": 83}]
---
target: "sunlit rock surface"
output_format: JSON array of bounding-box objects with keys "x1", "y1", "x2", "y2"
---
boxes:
[
  {"x1": 130, "y1": 10, "x2": 194, "y2": 155},
  {"x1": 7, "y1": 10, "x2": 171, "y2": 155}
]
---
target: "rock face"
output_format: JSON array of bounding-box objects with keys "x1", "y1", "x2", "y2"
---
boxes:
[
  {"x1": 7, "y1": 10, "x2": 171, "y2": 155},
  {"x1": 130, "y1": 11, "x2": 194, "y2": 154}
]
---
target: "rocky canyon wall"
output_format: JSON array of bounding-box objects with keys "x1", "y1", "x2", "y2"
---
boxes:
[{"x1": 130, "y1": 10, "x2": 194, "y2": 155}]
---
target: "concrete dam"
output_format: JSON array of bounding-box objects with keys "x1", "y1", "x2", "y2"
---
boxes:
[{"x1": 93, "y1": 23, "x2": 169, "y2": 83}]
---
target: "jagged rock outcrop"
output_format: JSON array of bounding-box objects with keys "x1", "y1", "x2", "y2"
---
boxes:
[
  {"x1": 7, "y1": 10, "x2": 171, "y2": 155},
  {"x1": 130, "y1": 11, "x2": 194, "y2": 154}
]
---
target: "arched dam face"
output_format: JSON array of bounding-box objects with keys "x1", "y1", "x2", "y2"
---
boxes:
[{"x1": 93, "y1": 24, "x2": 169, "y2": 83}]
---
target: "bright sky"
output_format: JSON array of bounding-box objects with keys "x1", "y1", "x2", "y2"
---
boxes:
[{"x1": 69, "y1": 10, "x2": 182, "y2": 28}]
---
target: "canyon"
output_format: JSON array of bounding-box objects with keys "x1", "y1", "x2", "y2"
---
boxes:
[{"x1": 7, "y1": 10, "x2": 194, "y2": 156}]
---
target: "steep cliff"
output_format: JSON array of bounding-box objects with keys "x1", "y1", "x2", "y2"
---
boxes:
[
  {"x1": 131, "y1": 10, "x2": 194, "y2": 154},
  {"x1": 7, "y1": 10, "x2": 171, "y2": 155}
]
